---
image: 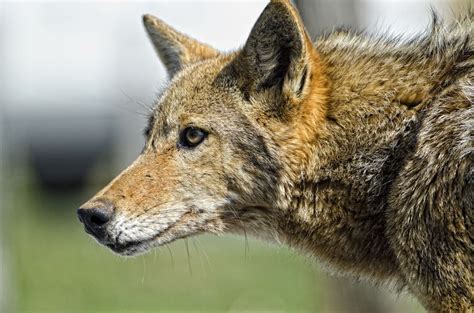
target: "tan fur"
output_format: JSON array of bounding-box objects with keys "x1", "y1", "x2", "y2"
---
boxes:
[{"x1": 79, "y1": 1, "x2": 473, "y2": 312}]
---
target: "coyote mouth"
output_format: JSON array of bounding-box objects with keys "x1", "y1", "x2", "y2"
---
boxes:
[
  {"x1": 105, "y1": 232, "x2": 193, "y2": 256},
  {"x1": 106, "y1": 238, "x2": 155, "y2": 256},
  {"x1": 105, "y1": 219, "x2": 201, "y2": 256},
  {"x1": 105, "y1": 229, "x2": 166, "y2": 256},
  {"x1": 101, "y1": 208, "x2": 211, "y2": 256}
]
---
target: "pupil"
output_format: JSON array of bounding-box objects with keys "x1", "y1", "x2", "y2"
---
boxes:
[
  {"x1": 181, "y1": 127, "x2": 206, "y2": 148},
  {"x1": 188, "y1": 129, "x2": 199, "y2": 142}
]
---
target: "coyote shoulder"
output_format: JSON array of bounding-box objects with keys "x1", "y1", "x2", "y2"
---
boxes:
[{"x1": 78, "y1": 1, "x2": 473, "y2": 311}]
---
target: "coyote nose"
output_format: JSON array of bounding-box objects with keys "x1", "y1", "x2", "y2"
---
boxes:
[{"x1": 77, "y1": 205, "x2": 113, "y2": 240}]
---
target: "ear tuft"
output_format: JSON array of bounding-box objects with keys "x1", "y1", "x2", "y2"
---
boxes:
[{"x1": 143, "y1": 14, "x2": 220, "y2": 79}]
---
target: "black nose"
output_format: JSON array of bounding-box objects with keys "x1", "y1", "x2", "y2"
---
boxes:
[{"x1": 77, "y1": 207, "x2": 112, "y2": 240}]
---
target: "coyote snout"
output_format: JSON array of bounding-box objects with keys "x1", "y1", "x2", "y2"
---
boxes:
[{"x1": 78, "y1": 148, "x2": 237, "y2": 255}]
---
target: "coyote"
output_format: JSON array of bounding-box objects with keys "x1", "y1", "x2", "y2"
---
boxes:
[{"x1": 78, "y1": 1, "x2": 473, "y2": 311}]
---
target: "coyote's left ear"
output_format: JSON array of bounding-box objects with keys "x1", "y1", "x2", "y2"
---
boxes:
[
  {"x1": 143, "y1": 14, "x2": 220, "y2": 79},
  {"x1": 227, "y1": 0, "x2": 319, "y2": 105}
]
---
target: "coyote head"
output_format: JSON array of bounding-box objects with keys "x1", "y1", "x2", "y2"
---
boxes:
[{"x1": 78, "y1": 0, "x2": 327, "y2": 256}]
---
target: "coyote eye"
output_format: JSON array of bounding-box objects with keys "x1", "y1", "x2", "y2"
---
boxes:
[{"x1": 179, "y1": 127, "x2": 207, "y2": 148}]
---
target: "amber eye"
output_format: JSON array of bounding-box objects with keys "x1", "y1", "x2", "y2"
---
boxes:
[{"x1": 179, "y1": 127, "x2": 207, "y2": 148}]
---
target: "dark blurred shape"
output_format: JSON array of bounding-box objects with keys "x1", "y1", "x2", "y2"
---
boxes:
[{"x1": 28, "y1": 113, "x2": 114, "y2": 191}]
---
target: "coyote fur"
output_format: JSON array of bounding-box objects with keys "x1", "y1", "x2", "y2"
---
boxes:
[{"x1": 78, "y1": 1, "x2": 473, "y2": 311}]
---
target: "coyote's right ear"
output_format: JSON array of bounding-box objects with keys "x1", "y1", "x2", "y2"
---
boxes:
[
  {"x1": 222, "y1": 0, "x2": 320, "y2": 111},
  {"x1": 143, "y1": 14, "x2": 220, "y2": 79}
]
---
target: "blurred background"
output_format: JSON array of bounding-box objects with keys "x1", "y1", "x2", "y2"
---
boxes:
[{"x1": 0, "y1": 0, "x2": 469, "y2": 312}]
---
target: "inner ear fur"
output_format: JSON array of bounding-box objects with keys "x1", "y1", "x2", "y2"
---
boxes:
[
  {"x1": 143, "y1": 14, "x2": 220, "y2": 79},
  {"x1": 230, "y1": 0, "x2": 319, "y2": 104}
]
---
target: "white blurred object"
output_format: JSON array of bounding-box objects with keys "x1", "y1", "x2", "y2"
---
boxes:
[
  {"x1": 1, "y1": 1, "x2": 268, "y2": 168},
  {"x1": 298, "y1": 0, "x2": 453, "y2": 40},
  {"x1": 358, "y1": 0, "x2": 451, "y2": 36}
]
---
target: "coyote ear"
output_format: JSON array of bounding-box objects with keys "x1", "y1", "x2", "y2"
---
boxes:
[
  {"x1": 143, "y1": 14, "x2": 220, "y2": 79},
  {"x1": 229, "y1": 0, "x2": 314, "y2": 102}
]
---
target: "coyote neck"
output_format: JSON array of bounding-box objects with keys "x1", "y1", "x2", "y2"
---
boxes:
[{"x1": 274, "y1": 52, "x2": 429, "y2": 281}]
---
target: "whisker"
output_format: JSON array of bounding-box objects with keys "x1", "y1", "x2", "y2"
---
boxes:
[
  {"x1": 244, "y1": 226, "x2": 250, "y2": 260},
  {"x1": 185, "y1": 238, "x2": 192, "y2": 276},
  {"x1": 119, "y1": 88, "x2": 154, "y2": 114},
  {"x1": 115, "y1": 105, "x2": 150, "y2": 117},
  {"x1": 166, "y1": 244, "x2": 175, "y2": 269},
  {"x1": 141, "y1": 255, "x2": 146, "y2": 284},
  {"x1": 219, "y1": 206, "x2": 250, "y2": 260},
  {"x1": 192, "y1": 238, "x2": 206, "y2": 276},
  {"x1": 153, "y1": 248, "x2": 158, "y2": 263},
  {"x1": 195, "y1": 238, "x2": 211, "y2": 270}
]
